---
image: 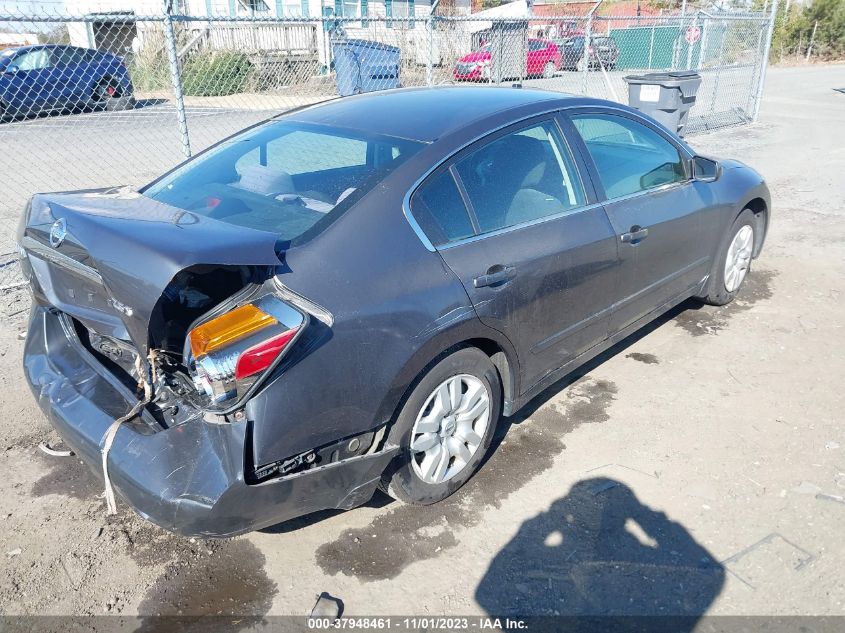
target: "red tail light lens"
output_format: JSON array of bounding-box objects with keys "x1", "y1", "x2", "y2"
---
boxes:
[{"x1": 235, "y1": 328, "x2": 299, "y2": 380}]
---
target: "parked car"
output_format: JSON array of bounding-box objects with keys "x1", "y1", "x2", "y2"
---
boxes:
[
  {"x1": 556, "y1": 35, "x2": 620, "y2": 70},
  {"x1": 454, "y1": 38, "x2": 562, "y2": 81},
  {"x1": 0, "y1": 44, "x2": 134, "y2": 121},
  {"x1": 18, "y1": 87, "x2": 769, "y2": 536}
]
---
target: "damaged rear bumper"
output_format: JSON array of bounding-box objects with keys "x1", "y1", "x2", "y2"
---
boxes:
[{"x1": 23, "y1": 306, "x2": 398, "y2": 537}]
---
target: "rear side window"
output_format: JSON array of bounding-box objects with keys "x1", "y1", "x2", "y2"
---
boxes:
[
  {"x1": 571, "y1": 113, "x2": 687, "y2": 199},
  {"x1": 411, "y1": 120, "x2": 586, "y2": 247},
  {"x1": 454, "y1": 120, "x2": 585, "y2": 234},
  {"x1": 144, "y1": 121, "x2": 422, "y2": 246},
  {"x1": 412, "y1": 170, "x2": 474, "y2": 246},
  {"x1": 52, "y1": 47, "x2": 87, "y2": 66}
]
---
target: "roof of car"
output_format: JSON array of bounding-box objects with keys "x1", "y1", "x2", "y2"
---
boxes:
[
  {"x1": 284, "y1": 86, "x2": 575, "y2": 143},
  {"x1": 2, "y1": 44, "x2": 72, "y2": 54}
]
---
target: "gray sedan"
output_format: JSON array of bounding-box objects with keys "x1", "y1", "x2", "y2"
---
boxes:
[{"x1": 18, "y1": 87, "x2": 769, "y2": 536}]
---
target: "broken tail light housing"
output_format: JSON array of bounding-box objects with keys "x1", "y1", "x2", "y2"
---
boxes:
[{"x1": 186, "y1": 295, "x2": 305, "y2": 408}]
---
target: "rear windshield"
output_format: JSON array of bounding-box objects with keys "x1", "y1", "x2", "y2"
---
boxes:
[{"x1": 143, "y1": 121, "x2": 423, "y2": 246}]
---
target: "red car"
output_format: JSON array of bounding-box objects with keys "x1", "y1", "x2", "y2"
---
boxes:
[{"x1": 454, "y1": 38, "x2": 562, "y2": 81}]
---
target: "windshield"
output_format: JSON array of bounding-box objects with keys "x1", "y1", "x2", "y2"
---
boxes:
[{"x1": 144, "y1": 121, "x2": 423, "y2": 246}]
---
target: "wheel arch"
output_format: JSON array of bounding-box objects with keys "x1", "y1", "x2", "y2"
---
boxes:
[
  {"x1": 375, "y1": 320, "x2": 522, "y2": 439},
  {"x1": 743, "y1": 196, "x2": 768, "y2": 258}
]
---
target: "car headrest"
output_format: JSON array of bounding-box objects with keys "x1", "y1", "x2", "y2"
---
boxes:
[
  {"x1": 492, "y1": 135, "x2": 549, "y2": 189},
  {"x1": 236, "y1": 164, "x2": 294, "y2": 196}
]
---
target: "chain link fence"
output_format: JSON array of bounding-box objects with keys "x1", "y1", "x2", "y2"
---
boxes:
[{"x1": 0, "y1": 4, "x2": 775, "y2": 304}]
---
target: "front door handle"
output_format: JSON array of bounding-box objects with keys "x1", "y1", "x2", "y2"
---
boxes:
[
  {"x1": 474, "y1": 265, "x2": 516, "y2": 288},
  {"x1": 621, "y1": 226, "x2": 649, "y2": 244}
]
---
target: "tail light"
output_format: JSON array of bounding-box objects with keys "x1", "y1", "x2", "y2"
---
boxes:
[{"x1": 186, "y1": 295, "x2": 305, "y2": 407}]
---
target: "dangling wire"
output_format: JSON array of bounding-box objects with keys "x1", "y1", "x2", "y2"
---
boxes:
[{"x1": 100, "y1": 349, "x2": 158, "y2": 515}]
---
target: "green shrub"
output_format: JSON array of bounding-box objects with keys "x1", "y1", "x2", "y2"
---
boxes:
[
  {"x1": 181, "y1": 52, "x2": 253, "y2": 96},
  {"x1": 129, "y1": 50, "x2": 172, "y2": 92}
]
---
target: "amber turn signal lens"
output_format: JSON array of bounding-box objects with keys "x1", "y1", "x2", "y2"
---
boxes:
[{"x1": 189, "y1": 304, "x2": 277, "y2": 358}]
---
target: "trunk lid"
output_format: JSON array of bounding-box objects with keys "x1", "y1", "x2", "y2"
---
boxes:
[{"x1": 20, "y1": 187, "x2": 284, "y2": 354}]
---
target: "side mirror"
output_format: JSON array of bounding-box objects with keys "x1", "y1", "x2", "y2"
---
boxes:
[
  {"x1": 692, "y1": 155, "x2": 720, "y2": 182},
  {"x1": 4, "y1": 64, "x2": 20, "y2": 75}
]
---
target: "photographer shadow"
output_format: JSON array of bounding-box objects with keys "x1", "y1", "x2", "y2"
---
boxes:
[{"x1": 476, "y1": 478, "x2": 724, "y2": 627}]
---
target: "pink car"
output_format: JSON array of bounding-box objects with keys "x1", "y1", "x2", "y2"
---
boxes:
[{"x1": 454, "y1": 38, "x2": 562, "y2": 81}]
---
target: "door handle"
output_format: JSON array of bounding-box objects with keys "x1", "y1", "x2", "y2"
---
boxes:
[
  {"x1": 621, "y1": 226, "x2": 649, "y2": 244},
  {"x1": 473, "y1": 265, "x2": 516, "y2": 288}
]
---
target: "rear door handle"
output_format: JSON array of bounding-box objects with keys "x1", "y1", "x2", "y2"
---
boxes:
[
  {"x1": 621, "y1": 226, "x2": 649, "y2": 243},
  {"x1": 474, "y1": 265, "x2": 516, "y2": 288}
]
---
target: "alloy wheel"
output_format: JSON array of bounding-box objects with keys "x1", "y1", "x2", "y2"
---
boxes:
[{"x1": 724, "y1": 224, "x2": 754, "y2": 292}]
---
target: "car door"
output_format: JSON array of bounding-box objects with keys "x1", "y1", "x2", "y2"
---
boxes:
[
  {"x1": 410, "y1": 116, "x2": 619, "y2": 391},
  {"x1": 50, "y1": 47, "x2": 88, "y2": 107},
  {"x1": 4, "y1": 49, "x2": 58, "y2": 114},
  {"x1": 526, "y1": 40, "x2": 544, "y2": 75},
  {"x1": 566, "y1": 109, "x2": 716, "y2": 335}
]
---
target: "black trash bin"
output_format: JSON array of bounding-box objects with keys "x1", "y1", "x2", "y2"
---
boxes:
[
  {"x1": 624, "y1": 71, "x2": 702, "y2": 136},
  {"x1": 332, "y1": 39, "x2": 401, "y2": 97}
]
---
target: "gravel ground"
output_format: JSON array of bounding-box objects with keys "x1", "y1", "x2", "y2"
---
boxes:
[{"x1": 0, "y1": 64, "x2": 844, "y2": 623}]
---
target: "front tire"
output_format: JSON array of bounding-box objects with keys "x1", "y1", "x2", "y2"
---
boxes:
[
  {"x1": 699, "y1": 209, "x2": 756, "y2": 306},
  {"x1": 542, "y1": 61, "x2": 556, "y2": 79},
  {"x1": 380, "y1": 347, "x2": 501, "y2": 505}
]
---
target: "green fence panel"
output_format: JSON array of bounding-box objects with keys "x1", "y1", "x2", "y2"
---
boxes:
[{"x1": 609, "y1": 26, "x2": 681, "y2": 70}]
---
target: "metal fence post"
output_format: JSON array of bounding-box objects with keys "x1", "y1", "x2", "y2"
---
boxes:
[
  {"x1": 163, "y1": 0, "x2": 192, "y2": 158},
  {"x1": 648, "y1": 21, "x2": 656, "y2": 69},
  {"x1": 709, "y1": 20, "x2": 725, "y2": 114},
  {"x1": 581, "y1": 11, "x2": 594, "y2": 95},
  {"x1": 685, "y1": 13, "x2": 697, "y2": 69},
  {"x1": 426, "y1": 16, "x2": 434, "y2": 85},
  {"x1": 425, "y1": 0, "x2": 441, "y2": 86},
  {"x1": 697, "y1": 16, "x2": 708, "y2": 68},
  {"x1": 753, "y1": 0, "x2": 779, "y2": 122}
]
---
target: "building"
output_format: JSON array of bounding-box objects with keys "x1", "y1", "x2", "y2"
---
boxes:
[{"x1": 60, "y1": 0, "x2": 471, "y2": 66}]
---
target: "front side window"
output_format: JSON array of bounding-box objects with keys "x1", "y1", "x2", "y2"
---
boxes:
[
  {"x1": 454, "y1": 120, "x2": 585, "y2": 234},
  {"x1": 571, "y1": 113, "x2": 687, "y2": 199},
  {"x1": 14, "y1": 49, "x2": 50, "y2": 71},
  {"x1": 144, "y1": 121, "x2": 422, "y2": 245}
]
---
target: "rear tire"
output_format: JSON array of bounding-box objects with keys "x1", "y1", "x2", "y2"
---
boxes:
[
  {"x1": 380, "y1": 347, "x2": 501, "y2": 505},
  {"x1": 698, "y1": 209, "x2": 756, "y2": 306}
]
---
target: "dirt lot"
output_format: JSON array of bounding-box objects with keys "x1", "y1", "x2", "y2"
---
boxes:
[{"x1": 1, "y1": 64, "x2": 844, "y2": 623}]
